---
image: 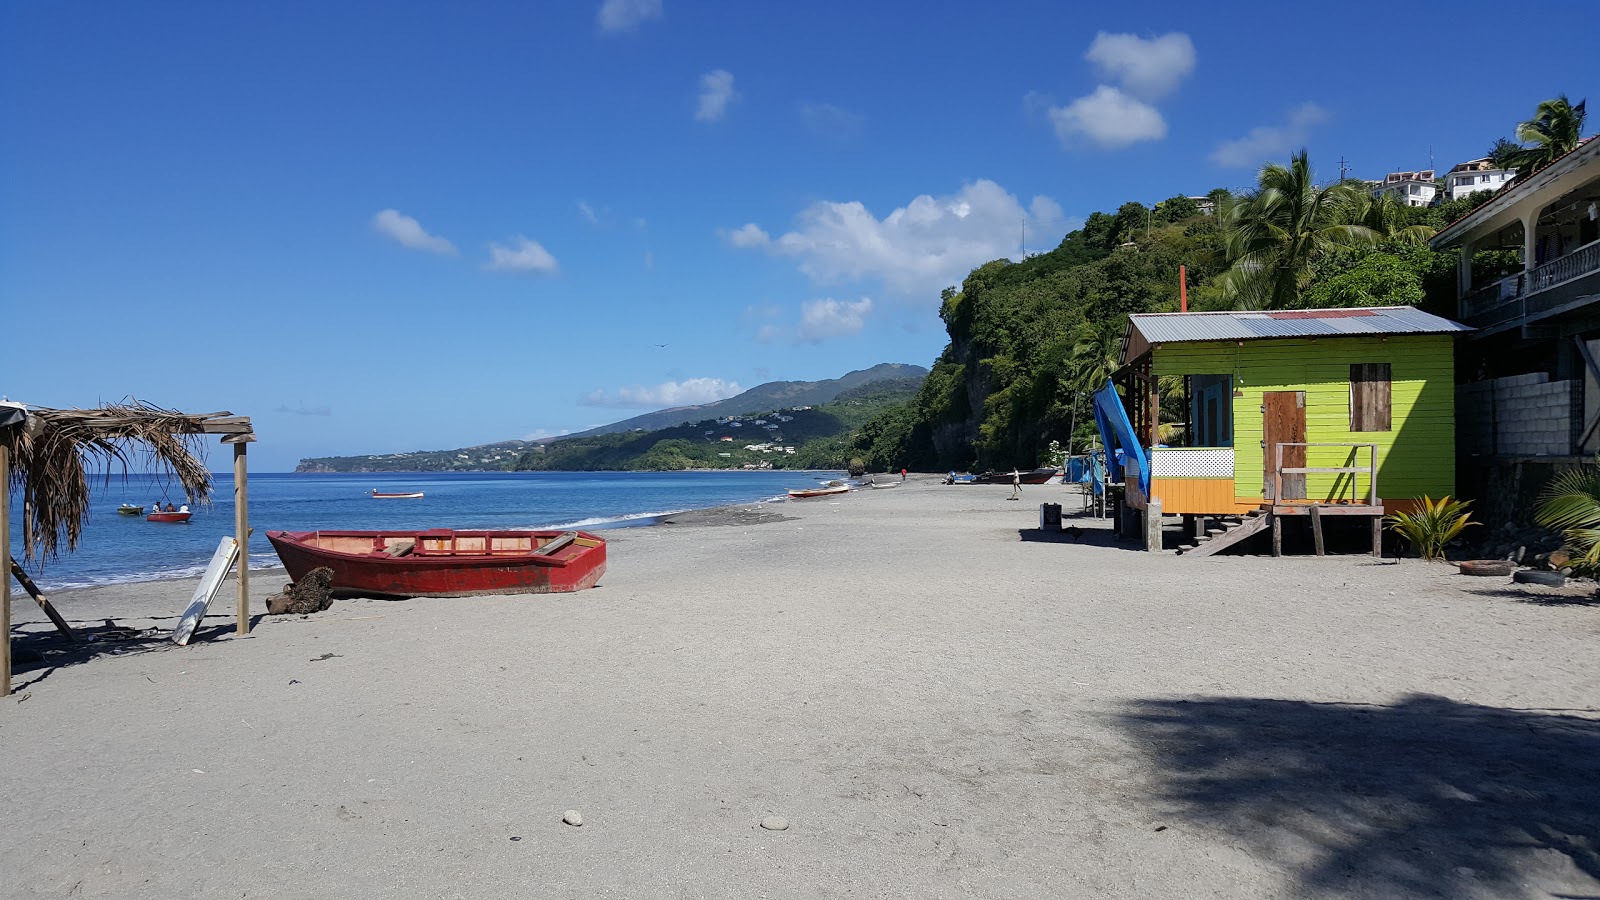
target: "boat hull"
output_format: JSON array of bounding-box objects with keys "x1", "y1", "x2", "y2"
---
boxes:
[
  {"x1": 118, "y1": 506, "x2": 144, "y2": 516},
  {"x1": 147, "y1": 512, "x2": 192, "y2": 523},
  {"x1": 788, "y1": 486, "x2": 849, "y2": 499},
  {"x1": 371, "y1": 492, "x2": 424, "y2": 499},
  {"x1": 266, "y1": 529, "x2": 606, "y2": 597}
]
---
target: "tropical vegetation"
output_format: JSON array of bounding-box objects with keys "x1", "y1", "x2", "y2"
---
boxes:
[
  {"x1": 1385, "y1": 496, "x2": 1475, "y2": 561},
  {"x1": 1534, "y1": 467, "x2": 1600, "y2": 571}
]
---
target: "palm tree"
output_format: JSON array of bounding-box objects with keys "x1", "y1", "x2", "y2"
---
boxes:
[
  {"x1": 1067, "y1": 321, "x2": 1121, "y2": 396},
  {"x1": 1350, "y1": 192, "x2": 1436, "y2": 246},
  {"x1": 1217, "y1": 151, "x2": 1380, "y2": 310},
  {"x1": 1535, "y1": 468, "x2": 1600, "y2": 569},
  {"x1": 1503, "y1": 95, "x2": 1588, "y2": 177}
]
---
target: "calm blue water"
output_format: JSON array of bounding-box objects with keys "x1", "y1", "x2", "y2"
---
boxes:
[{"x1": 7, "y1": 471, "x2": 831, "y2": 590}]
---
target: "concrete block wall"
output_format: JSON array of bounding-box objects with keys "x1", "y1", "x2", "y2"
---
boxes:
[{"x1": 1456, "y1": 373, "x2": 1576, "y2": 458}]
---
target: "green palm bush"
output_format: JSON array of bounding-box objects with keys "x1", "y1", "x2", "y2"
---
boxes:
[
  {"x1": 1385, "y1": 496, "x2": 1474, "y2": 561},
  {"x1": 1535, "y1": 468, "x2": 1600, "y2": 569}
]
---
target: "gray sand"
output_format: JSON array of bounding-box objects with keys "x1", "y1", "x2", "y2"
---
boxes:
[{"x1": 3, "y1": 481, "x2": 1598, "y2": 899}]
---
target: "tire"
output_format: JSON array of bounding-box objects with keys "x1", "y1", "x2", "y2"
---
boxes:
[
  {"x1": 1458, "y1": 560, "x2": 1514, "y2": 576},
  {"x1": 1512, "y1": 569, "x2": 1566, "y2": 587}
]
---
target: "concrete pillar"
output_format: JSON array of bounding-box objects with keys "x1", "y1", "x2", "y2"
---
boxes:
[
  {"x1": 1457, "y1": 238, "x2": 1474, "y2": 296},
  {"x1": 1143, "y1": 497, "x2": 1163, "y2": 552},
  {"x1": 1522, "y1": 208, "x2": 1540, "y2": 273}
]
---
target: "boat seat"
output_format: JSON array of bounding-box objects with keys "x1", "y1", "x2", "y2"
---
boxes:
[
  {"x1": 533, "y1": 532, "x2": 578, "y2": 557},
  {"x1": 383, "y1": 541, "x2": 415, "y2": 558}
]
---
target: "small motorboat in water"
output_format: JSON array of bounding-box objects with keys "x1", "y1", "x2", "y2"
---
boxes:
[
  {"x1": 117, "y1": 504, "x2": 144, "y2": 516},
  {"x1": 371, "y1": 490, "x2": 425, "y2": 499},
  {"x1": 147, "y1": 510, "x2": 192, "y2": 523},
  {"x1": 267, "y1": 528, "x2": 607, "y2": 597}
]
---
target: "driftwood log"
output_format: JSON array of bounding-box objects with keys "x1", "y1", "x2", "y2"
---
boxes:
[{"x1": 266, "y1": 567, "x2": 335, "y2": 615}]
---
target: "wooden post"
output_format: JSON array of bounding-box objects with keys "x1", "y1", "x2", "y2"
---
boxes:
[
  {"x1": 1270, "y1": 513, "x2": 1282, "y2": 558},
  {"x1": 1309, "y1": 506, "x2": 1325, "y2": 556},
  {"x1": 233, "y1": 442, "x2": 250, "y2": 636},
  {"x1": 1371, "y1": 515, "x2": 1383, "y2": 558},
  {"x1": 1147, "y1": 368, "x2": 1160, "y2": 449},
  {"x1": 10, "y1": 561, "x2": 75, "y2": 640},
  {"x1": 1, "y1": 442, "x2": 10, "y2": 697}
]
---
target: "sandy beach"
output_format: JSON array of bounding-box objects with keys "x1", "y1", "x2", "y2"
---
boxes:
[{"x1": 3, "y1": 479, "x2": 1598, "y2": 899}]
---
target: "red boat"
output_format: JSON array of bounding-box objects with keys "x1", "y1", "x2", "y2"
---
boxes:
[
  {"x1": 147, "y1": 511, "x2": 193, "y2": 523},
  {"x1": 265, "y1": 528, "x2": 607, "y2": 597}
]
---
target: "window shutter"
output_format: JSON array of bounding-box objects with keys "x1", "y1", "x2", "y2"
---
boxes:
[{"x1": 1350, "y1": 363, "x2": 1392, "y2": 432}]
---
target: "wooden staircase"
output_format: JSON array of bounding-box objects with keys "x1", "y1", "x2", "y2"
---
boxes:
[{"x1": 1178, "y1": 509, "x2": 1271, "y2": 557}]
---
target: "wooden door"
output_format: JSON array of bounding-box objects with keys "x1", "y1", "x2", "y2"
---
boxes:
[{"x1": 1263, "y1": 391, "x2": 1306, "y2": 501}]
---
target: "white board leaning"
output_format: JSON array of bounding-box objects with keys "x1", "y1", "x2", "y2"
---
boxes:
[{"x1": 171, "y1": 537, "x2": 240, "y2": 646}]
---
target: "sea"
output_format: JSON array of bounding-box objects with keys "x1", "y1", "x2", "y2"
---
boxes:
[{"x1": 7, "y1": 470, "x2": 829, "y2": 591}]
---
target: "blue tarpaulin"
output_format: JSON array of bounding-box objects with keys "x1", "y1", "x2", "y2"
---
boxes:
[{"x1": 1091, "y1": 380, "x2": 1149, "y2": 507}]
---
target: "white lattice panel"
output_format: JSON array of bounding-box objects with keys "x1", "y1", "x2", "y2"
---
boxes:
[{"x1": 1150, "y1": 448, "x2": 1235, "y2": 479}]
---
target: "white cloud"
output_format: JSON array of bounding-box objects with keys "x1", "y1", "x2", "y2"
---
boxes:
[
  {"x1": 597, "y1": 0, "x2": 661, "y2": 33},
  {"x1": 1084, "y1": 32, "x2": 1196, "y2": 100},
  {"x1": 1209, "y1": 103, "x2": 1330, "y2": 168},
  {"x1": 372, "y1": 209, "x2": 456, "y2": 255},
  {"x1": 486, "y1": 236, "x2": 560, "y2": 274},
  {"x1": 580, "y1": 377, "x2": 744, "y2": 409},
  {"x1": 728, "y1": 180, "x2": 1067, "y2": 296},
  {"x1": 577, "y1": 200, "x2": 600, "y2": 225},
  {"x1": 723, "y1": 223, "x2": 770, "y2": 248},
  {"x1": 1048, "y1": 86, "x2": 1167, "y2": 149},
  {"x1": 798, "y1": 298, "x2": 872, "y2": 343},
  {"x1": 522, "y1": 428, "x2": 571, "y2": 441},
  {"x1": 696, "y1": 69, "x2": 738, "y2": 123},
  {"x1": 799, "y1": 102, "x2": 863, "y2": 141}
]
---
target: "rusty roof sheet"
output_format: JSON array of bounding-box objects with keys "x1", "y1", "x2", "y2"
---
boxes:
[{"x1": 1122, "y1": 307, "x2": 1471, "y2": 363}]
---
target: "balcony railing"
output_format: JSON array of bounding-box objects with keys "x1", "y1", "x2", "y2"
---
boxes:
[{"x1": 1459, "y1": 239, "x2": 1600, "y2": 328}]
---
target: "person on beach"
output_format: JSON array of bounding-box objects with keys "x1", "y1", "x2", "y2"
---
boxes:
[
  {"x1": 1010, "y1": 470, "x2": 1022, "y2": 499},
  {"x1": 901, "y1": 468, "x2": 907, "y2": 482}
]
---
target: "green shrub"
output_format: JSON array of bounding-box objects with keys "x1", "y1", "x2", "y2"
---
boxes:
[
  {"x1": 1535, "y1": 466, "x2": 1600, "y2": 570},
  {"x1": 1385, "y1": 496, "x2": 1474, "y2": 561}
]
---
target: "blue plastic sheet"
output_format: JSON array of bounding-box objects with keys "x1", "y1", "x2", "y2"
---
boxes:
[{"x1": 1091, "y1": 380, "x2": 1150, "y2": 505}]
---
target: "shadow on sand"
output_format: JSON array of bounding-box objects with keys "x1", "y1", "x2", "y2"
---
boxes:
[
  {"x1": 1116, "y1": 694, "x2": 1600, "y2": 898},
  {"x1": 8, "y1": 613, "x2": 265, "y2": 692}
]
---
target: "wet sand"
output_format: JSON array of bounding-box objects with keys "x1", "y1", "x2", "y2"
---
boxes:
[{"x1": 3, "y1": 479, "x2": 1598, "y2": 899}]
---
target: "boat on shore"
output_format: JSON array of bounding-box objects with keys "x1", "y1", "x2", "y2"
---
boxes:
[
  {"x1": 944, "y1": 473, "x2": 977, "y2": 485},
  {"x1": 117, "y1": 504, "x2": 144, "y2": 516},
  {"x1": 788, "y1": 483, "x2": 850, "y2": 499},
  {"x1": 266, "y1": 528, "x2": 607, "y2": 597},
  {"x1": 973, "y1": 467, "x2": 1061, "y2": 485},
  {"x1": 147, "y1": 510, "x2": 192, "y2": 523},
  {"x1": 371, "y1": 490, "x2": 425, "y2": 499}
]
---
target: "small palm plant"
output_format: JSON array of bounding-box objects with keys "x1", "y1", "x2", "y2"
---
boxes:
[
  {"x1": 1535, "y1": 468, "x2": 1600, "y2": 569},
  {"x1": 1385, "y1": 496, "x2": 1475, "y2": 561}
]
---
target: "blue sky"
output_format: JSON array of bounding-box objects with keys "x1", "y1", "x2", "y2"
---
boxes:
[{"x1": 3, "y1": 0, "x2": 1595, "y2": 471}]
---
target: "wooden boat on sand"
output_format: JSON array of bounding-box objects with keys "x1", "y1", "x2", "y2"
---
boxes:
[
  {"x1": 787, "y1": 484, "x2": 850, "y2": 499},
  {"x1": 266, "y1": 528, "x2": 606, "y2": 597},
  {"x1": 371, "y1": 490, "x2": 425, "y2": 499},
  {"x1": 147, "y1": 510, "x2": 192, "y2": 523}
]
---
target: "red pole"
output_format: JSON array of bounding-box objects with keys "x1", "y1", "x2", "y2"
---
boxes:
[{"x1": 1179, "y1": 264, "x2": 1188, "y2": 312}]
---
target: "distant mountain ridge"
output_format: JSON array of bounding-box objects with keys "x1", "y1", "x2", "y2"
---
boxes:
[
  {"x1": 292, "y1": 362, "x2": 927, "y2": 473},
  {"x1": 559, "y1": 363, "x2": 928, "y2": 439}
]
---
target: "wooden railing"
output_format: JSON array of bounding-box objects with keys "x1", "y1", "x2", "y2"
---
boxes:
[
  {"x1": 1459, "y1": 239, "x2": 1600, "y2": 326},
  {"x1": 1271, "y1": 443, "x2": 1378, "y2": 506}
]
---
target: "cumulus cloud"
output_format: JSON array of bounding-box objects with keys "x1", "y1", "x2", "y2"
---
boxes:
[
  {"x1": 580, "y1": 377, "x2": 744, "y2": 409},
  {"x1": 723, "y1": 223, "x2": 771, "y2": 248},
  {"x1": 486, "y1": 236, "x2": 560, "y2": 274},
  {"x1": 696, "y1": 69, "x2": 738, "y2": 122},
  {"x1": 1084, "y1": 32, "x2": 1196, "y2": 100},
  {"x1": 597, "y1": 0, "x2": 661, "y2": 33},
  {"x1": 1048, "y1": 85, "x2": 1167, "y2": 149},
  {"x1": 1209, "y1": 103, "x2": 1330, "y2": 168},
  {"x1": 798, "y1": 298, "x2": 872, "y2": 343},
  {"x1": 372, "y1": 209, "x2": 456, "y2": 255},
  {"x1": 727, "y1": 179, "x2": 1068, "y2": 295}
]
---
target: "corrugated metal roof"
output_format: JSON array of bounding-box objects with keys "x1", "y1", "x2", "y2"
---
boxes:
[{"x1": 1129, "y1": 306, "x2": 1471, "y2": 345}]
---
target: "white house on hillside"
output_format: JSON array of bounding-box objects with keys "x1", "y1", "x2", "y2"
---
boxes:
[
  {"x1": 1372, "y1": 169, "x2": 1437, "y2": 207},
  {"x1": 1444, "y1": 157, "x2": 1516, "y2": 201}
]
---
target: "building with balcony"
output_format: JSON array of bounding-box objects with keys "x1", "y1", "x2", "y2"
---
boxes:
[
  {"x1": 1430, "y1": 137, "x2": 1600, "y2": 520},
  {"x1": 1372, "y1": 169, "x2": 1437, "y2": 207},
  {"x1": 1444, "y1": 157, "x2": 1516, "y2": 201}
]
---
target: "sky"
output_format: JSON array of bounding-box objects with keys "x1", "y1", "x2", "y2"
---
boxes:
[{"x1": 3, "y1": 0, "x2": 1596, "y2": 471}]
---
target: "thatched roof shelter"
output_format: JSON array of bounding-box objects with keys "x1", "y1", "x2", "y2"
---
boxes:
[{"x1": 1, "y1": 400, "x2": 255, "y2": 697}]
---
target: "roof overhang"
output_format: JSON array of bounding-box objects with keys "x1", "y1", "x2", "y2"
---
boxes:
[{"x1": 1432, "y1": 138, "x2": 1600, "y2": 250}]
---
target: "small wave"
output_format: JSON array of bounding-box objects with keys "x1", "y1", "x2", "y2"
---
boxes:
[
  {"x1": 540, "y1": 509, "x2": 689, "y2": 530},
  {"x1": 35, "y1": 553, "x2": 283, "y2": 592}
]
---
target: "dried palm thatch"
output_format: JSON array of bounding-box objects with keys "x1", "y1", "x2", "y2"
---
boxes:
[{"x1": 2, "y1": 400, "x2": 230, "y2": 562}]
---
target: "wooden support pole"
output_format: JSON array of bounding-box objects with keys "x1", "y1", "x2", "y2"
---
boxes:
[
  {"x1": 1371, "y1": 515, "x2": 1384, "y2": 558},
  {"x1": 234, "y1": 443, "x2": 250, "y2": 636},
  {"x1": 1270, "y1": 513, "x2": 1282, "y2": 558},
  {"x1": 2, "y1": 442, "x2": 10, "y2": 697},
  {"x1": 1309, "y1": 506, "x2": 1325, "y2": 557},
  {"x1": 10, "y1": 561, "x2": 75, "y2": 640}
]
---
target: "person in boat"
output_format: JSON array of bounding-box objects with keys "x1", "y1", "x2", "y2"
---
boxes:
[
  {"x1": 165, "y1": 502, "x2": 177, "y2": 512},
  {"x1": 178, "y1": 504, "x2": 189, "y2": 514}
]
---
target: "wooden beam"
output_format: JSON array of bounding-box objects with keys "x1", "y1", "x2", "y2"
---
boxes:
[
  {"x1": 1, "y1": 442, "x2": 10, "y2": 697},
  {"x1": 1271, "y1": 513, "x2": 1282, "y2": 558},
  {"x1": 10, "y1": 562, "x2": 75, "y2": 640},
  {"x1": 1309, "y1": 505, "x2": 1325, "y2": 556},
  {"x1": 1371, "y1": 515, "x2": 1384, "y2": 558},
  {"x1": 234, "y1": 443, "x2": 250, "y2": 636}
]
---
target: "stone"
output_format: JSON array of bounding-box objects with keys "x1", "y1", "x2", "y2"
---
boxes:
[
  {"x1": 562, "y1": 810, "x2": 583, "y2": 827},
  {"x1": 1549, "y1": 550, "x2": 1571, "y2": 568},
  {"x1": 760, "y1": 816, "x2": 789, "y2": 831}
]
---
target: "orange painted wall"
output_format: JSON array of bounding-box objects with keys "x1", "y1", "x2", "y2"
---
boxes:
[{"x1": 1151, "y1": 478, "x2": 1258, "y2": 514}]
